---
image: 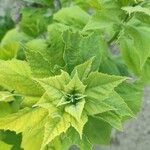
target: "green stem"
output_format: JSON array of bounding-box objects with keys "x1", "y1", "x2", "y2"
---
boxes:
[
  {"x1": 107, "y1": 1, "x2": 144, "y2": 44},
  {"x1": 108, "y1": 31, "x2": 120, "y2": 45},
  {"x1": 108, "y1": 13, "x2": 130, "y2": 45}
]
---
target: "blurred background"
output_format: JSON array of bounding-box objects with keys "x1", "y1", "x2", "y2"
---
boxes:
[{"x1": 0, "y1": 0, "x2": 150, "y2": 150}]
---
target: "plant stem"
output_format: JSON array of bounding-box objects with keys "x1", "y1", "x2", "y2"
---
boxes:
[
  {"x1": 108, "y1": 31, "x2": 120, "y2": 45},
  {"x1": 107, "y1": 1, "x2": 144, "y2": 44},
  {"x1": 108, "y1": 13, "x2": 130, "y2": 45}
]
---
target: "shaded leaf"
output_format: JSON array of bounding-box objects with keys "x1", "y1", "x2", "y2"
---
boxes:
[
  {"x1": 54, "y1": 6, "x2": 89, "y2": 29},
  {"x1": 103, "y1": 92, "x2": 134, "y2": 117},
  {"x1": 84, "y1": 116, "x2": 112, "y2": 145},
  {"x1": 26, "y1": 39, "x2": 54, "y2": 78},
  {"x1": 85, "y1": 97, "x2": 116, "y2": 115},
  {"x1": 97, "y1": 111, "x2": 123, "y2": 131},
  {"x1": 85, "y1": 71, "x2": 126, "y2": 100},
  {"x1": 116, "y1": 81, "x2": 144, "y2": 114},
  {"x1": 122, "y1": 6, "x2": 150, "y2": 16}
]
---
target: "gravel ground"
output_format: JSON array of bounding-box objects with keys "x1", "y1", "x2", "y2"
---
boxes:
[{"x1": 0, "y1": 1, "x2": 150, "y2": 150}]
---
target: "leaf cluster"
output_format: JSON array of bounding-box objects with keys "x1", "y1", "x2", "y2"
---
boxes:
[{"x1": 0, "y1": 0, "x2": 149, "y2": 149}]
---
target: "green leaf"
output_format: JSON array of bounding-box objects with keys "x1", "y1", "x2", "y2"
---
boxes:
[
  {"x1": 0, "y1": 130, "x2": 22, "y2": 150},
  {"x1": 43, "y1": 111, "x2": 87, "y2": 148},
  {"x1": 65, "y1": 99, "x2": 85, "y2": 121},
  {"x1": 0, "y1": 102, "x2": 12, "y2": 117},
  {"x1": 71, "y1": 58, "x2": 93, "y2": 81},
  {"x1": 78, "y1": 32, "x2": 104, "y2": 71},
  {"x1": 0, "y1": 9, "x2": 14, "y2": 41},
  {"x1": 0, "y1": 141, "x2": 12, "y2": 150},
  {"x1": 69, "y1": 112, "x2": 88, "y2": 138},
  {"x1": 9, "y1": 97, "x2": 22, "y2": 113},
  {"x1": 122, "y1": 6, "x2": 150, "y2": 16},
  {"x1": 21, "y1": 96, "x2": 40, "y2": 108},
  {"x1": 0, "y1": 91, "x2": 14, "y2": 102},
  {"x1": 35, "y1": 93, "x2": 58, "y2": 116},
  {"x1": 26, "y1": 23, "x2": 68, "y2": 77},
  {"x1": 122, "y1": 25, "x2": 150, "y2": 69},
  {"x1": 63, "y1": 31, "x2": 104, "y2": 72},
  {"x1": 85, "y1": 98, "x2": 116, "y2": 115},
  {"x1": 20, "y1": 7, "x2": 52, "y2": 37},
  {"x1": 0, "y1": 0, "x2": 146, "y2": 148},
  {"x1": 1, "y1": 28, "x2": 30, "y2": 46},
  {"x1": 132, "y1": 1, "x2": 150, "y2": 34},
  {"x1": 103, "y1": 92, "x2": 134, "y2": 117},
  {"x1": 63, "y1": 30, "x2": 82, "y2": 72},
  {"x1": 0, "y1": 28, "x2": 31, "y2": 60},
  {"x1": 83, "y1": 0, "x2": 122, "y2": 31},
  {"x1": 116, "y1": 81, "x2": 143, "y2": 114},
  {"x1": 47, "y1": 23, "x2": 68, "y2": 67},
  {"x1": 61, "y1": 127, "x2": 92, "y2": 150},
  {"x1": 0, "y1": 43, "x2": 18, "y2": 60},
  {"x1": 23, "y1": 0, "x2": 53, "y2": 6},
  {"x1": 85, "y1": 71, "x2": 126, "y2": 101},
  {"x1": 99, "y1": 55, "x2": 129, "y2": 76},
  {"x1": 87, "y1": 0, "x2": 102, "y2": 10},
  {"x1": 42, "y1": 113, "x2": 71, "y2": 147},
  {"x1": 119, "y1": 37, "x2": 140, "y2": 75},
  {"x1": 136, "y1": 12, "x2": 150, "y2": 25},
  {"x1": 26, "y1": 39, "x2": 54, "y2": 78},
  {"x1": 118, "y1": 0, "x2": 135, "y2": 6},
  {"x1": 37, "y1": 70, "x2": 70, "y2": 99},
  {"x1": 36, "y1": 69, "x2": 88, "y2": 141},
  {"x1": 54, "y1": 6, "x2": 89, "y2": 29},
  {"x1": 0, "y1": 60, "x2": 44, "y2": 96},
  {"x1": 22, "y1": 129, "x2": 44, "y2": 150},
  {"x1": 97, "y1": 111, "x2": 123, "y2": 131},
  {"x1": 64, "y1": 72, "x2": 86, "y2": 94},
  {"x1": 21, "y1": 115, "x2": 46, "y2": 150},
  {"x1": 142, "y1": 58, "x2": 150, "y2": 82},
  {"x1": 84, "y1": 116, "x2": 112, "y2": 145},
  {"x1": 0, "y1": 107, "x2": 48, "y2": 133}
]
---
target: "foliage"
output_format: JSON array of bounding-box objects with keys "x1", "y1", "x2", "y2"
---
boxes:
[
  {"x1": 0, "y1": 0, "x2": 149, "y2": 149},
  {"x1": 0, "y1": 9, "x2": 15, "y2": 41}
]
